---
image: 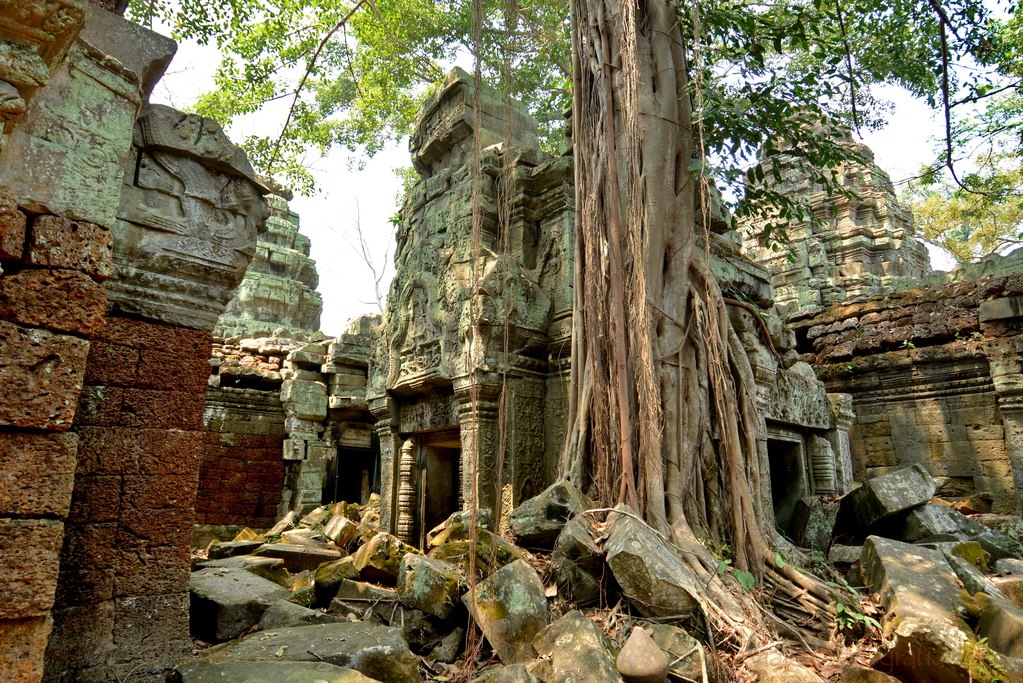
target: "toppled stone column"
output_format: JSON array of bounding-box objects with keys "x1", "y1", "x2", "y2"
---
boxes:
[{"x1": 48, "y1": 102, "x2": 267, "y2": 682}]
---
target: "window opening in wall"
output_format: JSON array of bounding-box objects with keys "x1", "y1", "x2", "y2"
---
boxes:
[
  {"x1": 767, "y1": 437, "x2": 808, "y2": 539},
  {"x1": 328, "y1": 446, "x2": 379, "y2": 505}
]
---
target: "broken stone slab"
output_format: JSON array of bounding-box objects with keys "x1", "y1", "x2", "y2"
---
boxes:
[
  {"x1": 195, "y1": 555, "x2": 291, "y2": 587},
  {"x1": 352, "y1": 532, "x2": 419, "y2": 584},
  {"x1": 463, "y1": 559, "x2": 547, "y2": 664},
  {"x1": 552, "y1": 517, "x2": 606, "y2": 606},
  {"x1": 300, "y1": 505, "x2": 331, "y2": 528},
  {"x1": 207, "y1": 540, "x2": 264, "y2": 560},
  {"x1": 427, "y1": 508, "x2": 494, "y2": 547},
  {"x1": 945, "y1": 554, "x2": 1009, "y2": 600},
  {"x1": 648, "y1": 624, "x2": 702, "y2": 683},
  {"x1": 508, "y1": 480, "x2": 593, "y2": 550},
  {"x1": 189, "y1": 567, "x2": 290, "y2": 642},
  {"x1": 328, "y1": 579, "x2": 399, "y2": 623},
  {"x1": 533, "y1": 611, "x2": 620, "y2": 683},
  {"x1": 838, "y1": 464, "x2": 935, "y2": 532},
  {"x1": 839, "y1": 668, "x2": 900, "y2": 683},
  {"x1": 745, "y1": 649, "x2": 824, "y2": 682},
  {"x1": 281, "y1": 528, "x2": 332, "y2": 547},
  {"x1": 616, "y1": 626, "x2": 668, "y2": 683},
  {"x1": 429, "y1": 626, "x2": 464, "y2": 663},
  {"x1": 324, "y1": 513, "x2": 359, "y2": 547},
  {"x1": 258, "y1": 599, "x2": 342, "y2": 630},
  {"x1": 895, "y1": 504, "x2": 962, "y2": 542},
  {"x1": 169, "y1": 660, "x2": 381, "y2": 683},
  {"x1": 994, "y1": 557, "x2": 1023, "y2": 575},
  {"x1": 604, "y1": 507, "x2": 700, "y2": 619},
  {"x1": 197, "y1": 622, "x2": 421, "y2": 683},
  {"x1": 952, "y1": 513, "x2": 1023, "y2": 560},
  {"x1": 828, "y1": 545, "x2": 862, "y2": 565},
  {"x1": 861, "y1": 536, "x2": 990, "y2": 682},
  {"x1": 974, "y1": 514, "x2": 1023, "y2": 545},
  {"x1": 791, "y1": 496, "x2": 840, "y2": 551},
  {"x1": 397, "y1": 553, "x2": 461, "y2": 620},
  {"x1": 428, "y1": 530, "x2": 526, "y2": 577},
  {"x1": 289, "y1": 570, "x2": 316, "y2": 607},
  {"x1": 314, "y1": 556, "x2": 361, "y2": 606},
  {"x1": 392, "y1": 604, "x2": 451, "y2": 654},
  {"x1": 977, "y1": 594, "x2": 1023, "y2": 659},
  {"x1": 268, "y1": 511, "x2": 298, "y2": 536},
  {"x1": 254, "y1": 543, "x2": 341, "y2": 573}
]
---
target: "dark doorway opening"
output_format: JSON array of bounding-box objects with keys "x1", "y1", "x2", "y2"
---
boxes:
[
  {"x1": 767, "y1": 437, "x2": 807, "y2": 539},
  {"x1": 328, "y1": 445, "x2": 379, "y2": 505},
  {"x1": 417, "y1": 430, "x2": 461, "y2": 547}
]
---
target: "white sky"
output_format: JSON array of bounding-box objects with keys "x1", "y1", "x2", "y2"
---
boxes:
[{"x1": 152, "y1": 39, "x2": 955, "y2": 336}]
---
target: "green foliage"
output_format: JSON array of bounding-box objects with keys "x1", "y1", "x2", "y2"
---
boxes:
[{"x1": 832, "y1": 600, "x2": 881, "y2": 632}]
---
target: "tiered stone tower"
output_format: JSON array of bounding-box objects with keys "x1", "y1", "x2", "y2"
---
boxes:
[
  {"x1": 215, "y1": 192, "x2": 323, "y2": 339},
  {"x1": 740, "y1": 131, "x2": 931, "y2": 319}
]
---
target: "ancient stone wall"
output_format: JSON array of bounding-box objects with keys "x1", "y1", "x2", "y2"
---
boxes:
[{"x1": 797, "y1": 261, "x2": 1023, "y2": 512}]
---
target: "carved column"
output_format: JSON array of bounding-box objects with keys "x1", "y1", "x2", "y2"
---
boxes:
[
  {"x1": 454, "y1": 373, "x2": 503, "y2": 516},
  {"x1": 826, "y1": 393, "x2": 855, "y2": 493},
  {"x1": 49, "y1": 103, "x2": 267, "y2": 682},
  {"x1": 370, "y1": 395, "x2": 400, "y2": 533},
  {"x1": 808, "y1": 434, "x2": 838, "y2": 494},
  {"x1": 396, "y1": 439, "x2": 417, "y2": 544},
  {"x1": 986, "y1": 338, "x2": 1023, "y2": 513}
]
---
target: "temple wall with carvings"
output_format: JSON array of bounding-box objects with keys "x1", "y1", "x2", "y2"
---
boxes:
[
  {"x1": 795, "y1": 258, "x2": 1023, "y2": 513},
  {"x1": 0, "y1": 2, "x2": 269, "y2": 680}
]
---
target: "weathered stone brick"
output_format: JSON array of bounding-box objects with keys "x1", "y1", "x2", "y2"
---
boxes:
[
  {"x1": 117, "y1": 507, "x2": 193, "y2": 548},
  {"x1": 122, "y1": 475, "x2": 198, "y2": 510},
  {"x1": 0, "y1": 192, "x2": 27, "y2": 262},
  {"x1": 83, "y1": 339, "x2": 141, "y2": 387},
  {"x1": 111, "y1": 593, "x2": 190, "y2": 664},
  {"x1": 68, "y1": 475, "x2": 122, "y2": 524},
  {"x1": 0, "y1": 320, "x2": 89, "y2": 430},
  {"x1": 45, "y1": 602, "x2": 114, "y2": 670},
  {"x1": 113, "y1": 546, "x2": 189, "y2": 597},
  {"x1": 136, "y1": 348, "x2": 211, "y2": 392},
  {"x1": 118, "y1": 389, "x2": 204, "y2": 430},
  {"x1": 60, "y1": 522, "x2": 117, "y2": 573},
  {"x1": 0, "y1": 518, "x2": 63, "y2": 619},
  {"x1": 26, "y1": 216, "x2": 113, "y2": 281},
  {"x1": 0, "y1": 432, "x2": 78, "y2": 518},
  {"x1": 54, "y1": 568, "x2": 115, "y2": 607},
  {"x1": 0, "y1": 268, "x2": 106, "y2": 336},
  {"x1": 75, "y1": 385, "x2": 124, "y2": 427},
  {"x1": 0, "y1": 615, "x2": 51, "y2": 682},
  {"x1": 97, "y1": 314, "x2": 211, "y2": 353},
  {"x1": 76, "y1": 426, "x2": 203, "y2": 476}
]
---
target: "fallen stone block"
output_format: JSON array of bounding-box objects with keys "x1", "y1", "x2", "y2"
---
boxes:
[
  {"x1": 427, "y1": 508, "x2": 493, "y2": 547},
  {"x1": 944, "y1": 554, "x2": 1008, "y2": 600},
  {"x1": 189, "y1": 567, "x2": 290, "y2": 642},
  {"x1": 464, "y1": 559, "x2": 547, "y2": 664},
  {"x1": 472, "y1": 664, "x2": 539, "y2": 683},
  {"x1": 994, "y1": 557, "x2": 1023, "y2": 575},
  {"x1": 838, "y1": 464, "x2": 935, "y2": 532},
  {"x1": 196, "y1": 622, "x2": 421, "y2": 682},
  {"x1": 897, "y1": 504, "x2": 963, "y2": 543},
  {"x1": 254, "y1": 543, "x2": 340, "y2": 573},
  {"x1": 828, "y1": 545, "x2": 862, "y2": 566},
  {"x1": 328, "y1": 579, "x2": 398, "y2": 623},
  {"x1": 397, "y1": 554, "x2": 461, "y2": 620},
  {"x1": 533, "y1": 611, "x2": 619, "y2": 683},
  {"x1": 169, "y1": 660, "x2": 380, "y2": 683},
  {"x1": 839, "y1": 666, "x2": 900, "y2": 682},
  {"x1": 604, "y1": 507, "x2": 699, "y2": 619},
  {"x1": 746, "y1": 648, "x2": 824, "y2": 682},
  {"x1": 428, "y1": 530, "x2": 526, "y2": 577},
  {"x1": 509, "y1": 480, "x2": 593, "y2": 550},
  {"x1": 616, "y1": 625, "x2": 669, "y2": 683},
  {"x1": 324, "y1": 513, "x2": 359, "y2": 547},
  {"x1": 552, "y1": 517, "x2": 606, "y2": 606},
  {"x1": 649, "y1": 623, "x2": 703, "y2": 683},
  {"x1": 258, "y1": 600, "x2": 342, "y2": 630},
  {"x1": 195, "y1": 555, "x2": 290, "y2": 587},
  {"x1": 352, "y1": 532, "x2": 418, "y2": 584},
  {"x1": 268, "y1": 511, "x2": 298, "y2": 536},
  {"x1": 314, "y1": 556, "x2": 360, "y2": 606},
  {"x1": 977, "y1": 594, "x2": 1023, "y2": 659},
  {"x1": 207, "y1": 540, "x2": 263, "y2": 560},
  {"x1": 791, "y1": 496, "x2": 840, "y2": 551}
]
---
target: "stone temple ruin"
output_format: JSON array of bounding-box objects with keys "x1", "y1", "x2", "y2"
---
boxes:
[{"x1": 3, "y1": 2, "x2": 1023, "y2": 681}]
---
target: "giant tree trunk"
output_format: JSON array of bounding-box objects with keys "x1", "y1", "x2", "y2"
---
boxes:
[{"x1": 561, "y1": 0, "x2": 835, "y2": 644}]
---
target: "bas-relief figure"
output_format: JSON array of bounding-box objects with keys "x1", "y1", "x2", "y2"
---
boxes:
[{"x1": 107, "y1": 104, "x2": 269, "y2": 330}]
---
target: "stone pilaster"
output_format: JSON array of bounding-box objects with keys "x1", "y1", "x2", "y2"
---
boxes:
[
  {"x1": 455, "y1": 374, "x2": 503, "y2": 517},
  {"x1": 370, "y1": 395, "x2": 400, "y2": 534},
  {"x1": 986, "y1": 338, "x2": 1023, "y2": 513},
  {"x1": 826, "y1": 393, "x2": 855, "y2": 493}
]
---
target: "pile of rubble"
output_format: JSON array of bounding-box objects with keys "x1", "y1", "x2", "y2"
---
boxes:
[{"x1": 172, "y1": 472, "x2": 1023, "y2": 682}]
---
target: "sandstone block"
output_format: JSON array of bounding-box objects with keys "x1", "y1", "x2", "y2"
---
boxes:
[
  {"x1": 254, "y1": 543, "x2": 340, "y2": 573},
  {"x1": 323, "y1": 513, "x2": 358, "y2": 547},
  {"x1": 397, "y1": 554, "x2": 461, "y2": 620},
  {"x1": 509, "y1": 479, "x2": 593, "y2": 550},
  {"x1": 0, "y1": 431, "x2": 77, "y2": 517},
  {"x1": 649, "y1": 624, "x2": 703, "y2": 683},
  {"x1": 196, "y1": 622, "x2": 422, "y2": 683},
  {"x1": 313, "y1": 557, "x2": 360, "y2": 606},
  {"x1": 463, "y1": 559, "x2": 546, "y2": 665},
  {"x1": 977, "y1": 594, "x2": 1023, "y2": 659},
  {"x1": 0, "y1": 616, "x2": 51, "y2": 683},
  {"x1": 605, "y1": 507, "x2": 700, "y2": 619},
  {"x1": 532, "y1": 611, "x2": 619, "y2": 683},
  {"x1": 0, "y1": 192, "x2": 26, "y2": 261},
  {"x1": 207, "y1": 541, "x2": 264, "y2": 560},
  {"x1": 0, "y1": 320, "x2": 89, "y2": 430},
  {"x1": 196, "y1": 555, "x2": 290, "y2": 587},
  {"x1": 0, "y1": 268, "x2": 106, "y2": 336},
  {"x1": 26, "y1": 216, "x2": 113, "y2": 280},
  {"x1": 0, "y1": 518, "x2": 63, "y2": 619},
  {"x1": 552, "y1": 517, "x2": 604, "y2": 606},
  {"x1": 328, "y1": 579, "x2": 398, "y2": 623},
  {"x1": 171, "y1": 660, "x2": 374, "y2": 683},
  {"x1": 190, "y1": 567, "x2": 290, "y2": 642},
  {"x1": 352, "y1": 532, "x2": 418, "y2": 584},
  {"x1": 616, "y1": 625, "x2": 669, "y2": 683},
  {"x1": 838, "y1": 464, "x2": 935, "y2": 531},
  {"x1": 746, "y1": 649, "x2": 825, "y2": 682}
]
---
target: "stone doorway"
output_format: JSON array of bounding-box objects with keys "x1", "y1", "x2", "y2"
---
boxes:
[
  {"x1": 328, "y1": 446, "x2": 379, "y2": 505},
  {"x1": 417, "y1": 430, "x2": 462, "y2": 547},
  {"x1": 767, "y1": 435, "x2": 809, "y2": 539}
]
